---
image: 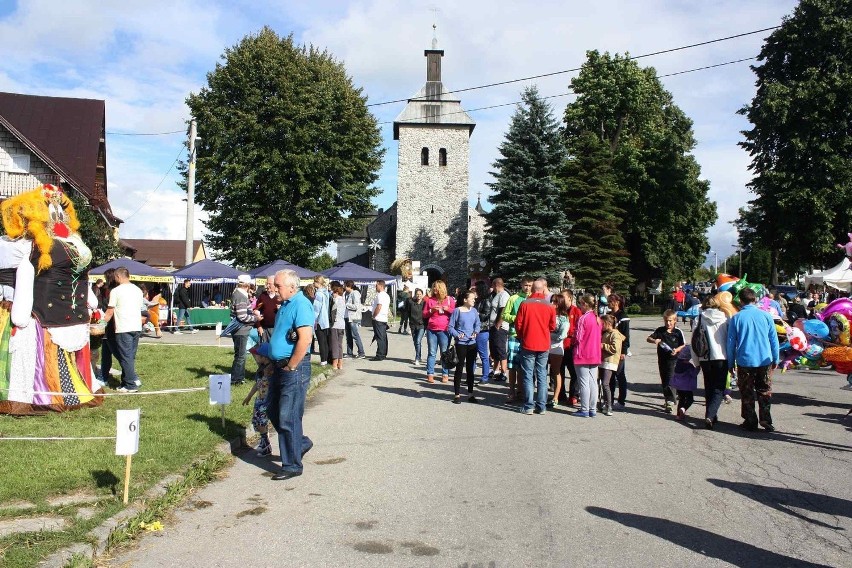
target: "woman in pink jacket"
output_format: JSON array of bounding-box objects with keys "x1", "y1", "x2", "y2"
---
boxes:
[
  {"x1": 422, "y1": 281, "x2": 456, "y2": 383},
  {"x1": 572, "y1": 293, "x2": 602, "y2": 417}
]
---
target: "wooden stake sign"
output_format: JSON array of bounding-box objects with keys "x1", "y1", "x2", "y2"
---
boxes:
[{"x1": 115, "y1": 409, "x2": 141, "y2": 504}]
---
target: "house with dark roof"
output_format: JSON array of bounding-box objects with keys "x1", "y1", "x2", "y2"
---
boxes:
[
  {"x1": 0, "y1": 91, "x2": 118, "y2": 226},
  {"x1": 121, "y1": 239, "x2": 207, "y2": 271}
]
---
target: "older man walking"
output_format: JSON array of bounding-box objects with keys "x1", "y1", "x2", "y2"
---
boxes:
[
  {"x1": 515, "y1": 278, "x2": 556, "y2": 415},
  {"x1": 230, "y1": 274, "x2": 262, "y2": 385},
  {"x1": 727, "y1": 287, "x2": 780, "y2": 432},
  {"x1": 268, "y1": 269, "x2": 315, "y2": 480}
]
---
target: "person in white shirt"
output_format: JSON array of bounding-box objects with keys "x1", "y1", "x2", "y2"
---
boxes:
[
  {"x1": 103, "y1": 267, "x2": 144, "y2": 392},
  {"x1": 371, "y1": 280, "x2": 390, "y2": 361}
]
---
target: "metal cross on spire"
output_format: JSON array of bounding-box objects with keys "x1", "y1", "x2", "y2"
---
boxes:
[{"x1": 429, "y1": 6, "x2": 440, "y2": 49}]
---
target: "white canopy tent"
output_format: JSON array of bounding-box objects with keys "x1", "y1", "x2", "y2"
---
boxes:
[{"x1": 804, "y1": 257, "x2": 852, "y2": 292}]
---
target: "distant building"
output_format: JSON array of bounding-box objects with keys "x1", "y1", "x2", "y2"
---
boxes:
[
  {"x1": 336, "y1": 39, "x2": 486, "y2": 289},
  {"x1": 122, "y1": 239, "x2": 207, "y2": 271},
  {"x1": 0, "y1": 91, "x2": 119, "y2": 226}
]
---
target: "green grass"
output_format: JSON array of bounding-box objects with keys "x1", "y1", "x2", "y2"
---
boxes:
[{"x1": 0, "y1": 344, "x2": 326, "y2": 567}]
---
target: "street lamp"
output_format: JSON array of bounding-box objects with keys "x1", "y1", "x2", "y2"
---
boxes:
[
  {"x1": 733, "y1": 245, "x2": 742, "y2": 277},
  {"x1": 709, "y1": 250, "x2": 718, "y2": 274}
]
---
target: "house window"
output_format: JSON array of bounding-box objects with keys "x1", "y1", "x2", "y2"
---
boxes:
[
  {"x1": 421, "y1": 147, "x2": 429, "y2": 166},
  {"x1": 8, "y1": 154, "x2": 30, "y2": 174},
  {"x1": 439, "y1": 148, "x2": 447, "y2": 166}
]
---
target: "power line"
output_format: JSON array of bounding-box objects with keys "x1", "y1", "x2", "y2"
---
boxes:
[
  {"x1": 122, "y1": 146, "x2": 186, "y2": 221},
  {"x1": 106, "y1": 129, "x2": 185, "y2": 136},
  {"x1": 382, "y1": 56, "x2": 756, "y2": 126},
  {"x1": 367, "y1": 25, "x2": 779, "y2": 108}
]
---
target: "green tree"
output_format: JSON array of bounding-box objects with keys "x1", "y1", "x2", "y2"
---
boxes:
[
  {"x1": 69, "y1": 189, "x2": 122, "y2": 266},
  {"x1": 738, "y1": 0, "x2": 852, "y2": 280},
  {"x1": 307, "y1": 251, "x2": 335, "y2": 272},
  {"x1": 484, "y1": 87, "x2": 573, "y2": 284},
  {"x1": 561, "y1": 132, "x2": 632, "y2": 290},
  {"x1": 563, "y1": 50, "x2": 717, "y2": 285},
  {"x1": 185, "y1": 27, "x2": 384, "y2": 267}
]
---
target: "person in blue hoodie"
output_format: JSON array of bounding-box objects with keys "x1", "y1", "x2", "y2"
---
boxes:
[{"x1": 727, "y1": 288, "x2": 780, "y2": 432}]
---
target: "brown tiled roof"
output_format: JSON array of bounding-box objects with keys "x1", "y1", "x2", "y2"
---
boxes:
[
  {"x1": 0, "y1": 91, "x2": 116, "y2": 221},
  {"x1": 122, "y1": 239, "x2": 204, "y2": 269}
]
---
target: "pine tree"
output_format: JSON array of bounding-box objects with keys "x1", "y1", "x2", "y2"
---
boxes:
[
  {"x1": 484, "y1": 87, "x2": 572, "y2": 284},
  {"x1": 561, "y1": 132, "x2": 632, "y2": 290}
]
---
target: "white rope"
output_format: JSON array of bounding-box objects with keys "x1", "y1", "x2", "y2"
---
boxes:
[
  {"x1": 0, "y1": 386, "x2": 208, "y2": 397},
  {"x1": 0, "y1": 436, "x2": 116, "y2": 441}
]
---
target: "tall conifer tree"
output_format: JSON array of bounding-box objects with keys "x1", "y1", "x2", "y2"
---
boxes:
[
  {"x1": 561, "y1": 132, "x2": 632, "y2": 289},
  {"x1": 484, "y1": 87, "x2": 572, "y2": 284}
]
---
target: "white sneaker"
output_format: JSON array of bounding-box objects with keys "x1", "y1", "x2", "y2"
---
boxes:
[
  {"x1": 189, "y1": 329, "x2": 198, "y2": 334},
  {"x1": 627, "y1": 350, "x2": 632, "y2": 357},
  {"x1": 173, "y1": 331, "x2": 183, "y2": 335}
]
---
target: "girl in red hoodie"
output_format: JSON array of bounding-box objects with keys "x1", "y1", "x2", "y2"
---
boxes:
[{"x1": 572, "y1": 294, "x2": 603, "y2": 417}]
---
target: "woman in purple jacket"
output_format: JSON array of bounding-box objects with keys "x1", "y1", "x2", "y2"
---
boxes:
[{"x1": 573, "y1": 294, "x2": 602, "y2": 417}]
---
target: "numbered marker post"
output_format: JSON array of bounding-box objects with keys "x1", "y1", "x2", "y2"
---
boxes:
[
  {"x1": 115, "y1": 409, "x2": 141, "y2": 504},
  {"x1": 209, "y1": 374, "x2": 231, "y2": 430},
  {"x1": 215, "y1": 321, "x2": 222, "y2": 345}
]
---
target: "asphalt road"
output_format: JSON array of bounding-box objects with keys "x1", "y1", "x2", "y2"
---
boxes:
[{"x1": 112, "y1": 316, "x2": 851, "y2": 567}]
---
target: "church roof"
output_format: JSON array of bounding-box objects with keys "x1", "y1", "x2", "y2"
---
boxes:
[{"x1": 393, "y1": 82, "x2": 476, "y2": 139}]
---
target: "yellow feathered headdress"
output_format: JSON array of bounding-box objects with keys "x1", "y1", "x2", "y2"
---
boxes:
[{"x1": 1, "y1": 185, "x2": 81, "y2": 272}]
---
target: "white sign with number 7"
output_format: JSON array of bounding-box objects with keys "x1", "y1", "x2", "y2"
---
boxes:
[
  {"x1": 209, "y1": 374, "x2": 232, "y2": 405},
  {"x1": 115, "y1": 409, "x2": 141, "y2": 456}
]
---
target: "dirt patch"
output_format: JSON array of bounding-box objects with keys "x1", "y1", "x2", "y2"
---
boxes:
[
  {"x1": 354, "y1": 520, "x2": 378, "y2": 530},
  {"x1": 315, "y1": 457, "x2": 346, "y2": 465},
  {"x1": 192, "y1": 500, "x2": 213, "y2": 509},
  {"x1": 401, "y1": 540, "x2": 440, "y2": 556},
  {"x1": 353, "y1": 540, "x2": 393, "y2": 554},
  {"x1": 236, "y1": 506, "x2": 267, "y2": 518}
]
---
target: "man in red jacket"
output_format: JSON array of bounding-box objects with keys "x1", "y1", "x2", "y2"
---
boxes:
[{"x1": 515, "y1": 278, "x2": 556, "y2": 415}]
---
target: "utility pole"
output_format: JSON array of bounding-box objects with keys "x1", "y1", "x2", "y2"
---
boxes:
[{"x1": 185, "y1": 119, "x2": 197, "y2": 267}]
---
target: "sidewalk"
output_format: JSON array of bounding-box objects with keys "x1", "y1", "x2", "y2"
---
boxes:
[{"x1": 110, "y1": 319, "x2": 851, "y2": 567}]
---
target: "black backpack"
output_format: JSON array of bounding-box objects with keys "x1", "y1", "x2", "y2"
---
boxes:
[{"x1": 691, "y1": 314, "x2": 710, "y2": 359}]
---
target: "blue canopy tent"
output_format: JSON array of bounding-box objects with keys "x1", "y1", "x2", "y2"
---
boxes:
[
  {"x1": 249, "y1": 260, "x2": 318, "y2": 285},
  {"x1": 88, "y1": 258, "x2": 174, "y2": 283},
  {"x1": 167, "y1": 259, "x2": 244, "y2": 331},
  {"x1": 321, "y1": 262, "x2": 395, "y2": 286}
]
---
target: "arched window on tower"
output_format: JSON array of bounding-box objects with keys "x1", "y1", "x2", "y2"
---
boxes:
[
  {"x1": 421, "y1": 147, "x2": 429, "y2": 165},
  {"x1": 439, "y1": 148, "x2": 447, "y2": 166}
]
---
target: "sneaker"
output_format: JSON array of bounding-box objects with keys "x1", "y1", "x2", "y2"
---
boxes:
[
  {"x1": 627, "y1": 349, "x2": 632, "y2": 357},
  {"x1": 723, "y1": 394, "x2": 733, "y2": 404},
  {"x1": 116, "y1": 386, "x2": 138, "y2": 393},
  {"x1": 189, "y1": 329, "x2": 198, "y2": 334},
  {"x1": 589, "y1": 411, "x2": 597, "y2": 418},
  {"x1": 841, "y1": 384, "x2": 852, "y2": 391},
  {"x1": 533, "y1": 408, "x2": 545, "y2": 415},
  {"x1": 256, "y1": 439, "x2": 272, "y2": 457},
  {"x1": 520, "y1": 408, "x2": 534, "y2": 415},
  {"x1": 493, "y1": 372, "x2": 507, "y2": 382},
  {"x1": 320, "y1": 362, "x2": 328, "y2": 367},
  {"x1": 357, "y1": 354, "x2": 366, "y2": 359},
  {"x1": 759, "y1": 420, "x2": 776, "y2": 433},
  {"x1": 478, "y1": 378, "x2": 490, "y2": 384},
  {"x1": 603, "y1": 406, "x2": 613, "y2": 416},
  {"x1": 676, "y1": 407, "x2": 687, "y2": 420},
  {"x1": 664, "y1": 402, "x2": 673, "y2": 413},
  {"x1": 343, "y1": 354, "x2": 354, "y2": 359},
  {"x1": 613, "y1": 401, "x2": 625, "y2": 410},
  {"x1": 173, "y1": 331, "x2": 183, "y2": 335},
  {"x1": 572, "y1": 410, "x2": 590, "y2": 418}
]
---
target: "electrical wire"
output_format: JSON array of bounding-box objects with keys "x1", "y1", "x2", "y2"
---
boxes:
[
  {"x1": 122, "y1": 146, "x2": 186, "y2": 221},
  {"x1": 106, "y1": 129, "x2": 184, "y2": 136},
  {"x1": 367, "y1": 25, "x2": 778, "y2": 108},
  {"x1": 382, "y1": 56, "x2": 756, "y2": 125}
]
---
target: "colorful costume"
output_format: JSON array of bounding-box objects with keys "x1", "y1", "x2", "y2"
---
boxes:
[{"x1": 0, "y1": 185, "x2": 101, "y2": 415}]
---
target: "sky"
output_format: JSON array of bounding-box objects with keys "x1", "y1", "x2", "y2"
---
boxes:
[{"x1": 0, "y1": 0, "x2": 800, "y2": 267}]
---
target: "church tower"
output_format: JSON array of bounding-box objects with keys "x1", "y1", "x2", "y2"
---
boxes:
[{"x1": 394, "y1": 37, "x2": 475, "y2": 289}]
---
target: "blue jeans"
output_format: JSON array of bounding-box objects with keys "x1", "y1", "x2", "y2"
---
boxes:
[
  {"x1": 269, "y1": 354, "x2": 312, "y2": 474},
  {"x1": 345, "y1": 320, "x2": 365, "y2": 356},
  {"x1": 411, "y1": 326, "x2": 425, "y2": 361},
  {"x1": 176, "y1": 307, "x2": 193, "y2": 331},
  {"x1": 113, "y1": 331, "x2": 141, "y2": 389},
  {"x1": 475, "y1": 330, "x2": 490, "y2": 380},
  {"x1": 231, "y1": 333, "x2": 249, "y2": 383},
  {"x1": 426, "y1": 329, "x2": 450, "y2": 377},
  {"x1": 520, "y1": 348, "x2": 548, "y2": 412}
]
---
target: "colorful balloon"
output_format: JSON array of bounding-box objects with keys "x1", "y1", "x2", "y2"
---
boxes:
[
  {"x1": 803, "y1": 319, "x2": 830, "y2": 340},
  {"x1": 787, "y1": 327, "x2": 808, "y2": 352},
  {"x1": 828, "y1": 313, "x2": 851, "y2": 346},
  {"x1": 818, "y1": 297, "x2": 852, "y2": 322}
]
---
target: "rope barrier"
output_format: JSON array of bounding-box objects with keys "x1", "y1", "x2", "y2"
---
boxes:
[
  {"x1": 0, "y1": 386, "x2": 208, "y2": 397},
  {"x1": 0, "y1": 436, "x2": 116, "y2": 441}
]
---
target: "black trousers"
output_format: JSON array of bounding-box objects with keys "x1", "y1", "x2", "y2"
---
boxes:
[
  {"x1": 373, "y1": 321, "x2": 388, "y2": 359},
  {"x1": 658, "y1": 356, "x2": 677, "y2": 402},
  {"x1": 315, "y1": 327, "x2": 331, "y2": 363},
  {"x1": 563, "y1": 346, "x2": 578, "y2": 399},
  {"x1": 454, "y1": 343, "x2": 477, "y2": 396},
  {"x1": 701, "y1": 360, "x2": 728, "y2": 420},
  {"x1": 399, "y1": 310, "x2": 410, "y2": 332}
]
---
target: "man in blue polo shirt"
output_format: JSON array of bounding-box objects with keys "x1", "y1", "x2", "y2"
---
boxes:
[
  {"x1": 268, "y1": 269, "x2": 315, "y2": 480},
  {"x1": 727, "y1": 287, "x2": 780, "y2": 432}
]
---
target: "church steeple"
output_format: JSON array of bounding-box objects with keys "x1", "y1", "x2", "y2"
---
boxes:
[{"x1": 424, "y1": 26, "x2": 443, "y2": 84}]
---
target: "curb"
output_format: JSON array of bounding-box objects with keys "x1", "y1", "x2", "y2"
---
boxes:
[{"x1": 40, "y1": 370, "x2": 333, "y2": 568}]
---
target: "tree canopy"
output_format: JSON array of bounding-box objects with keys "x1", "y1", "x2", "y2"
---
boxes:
[
  {"x1": 563, "y1": 51, "x2": 717, "y2": 286},
  {"x1": 185, "y1": 27, "x2": 384, "y2": 267},
  {"x1": 484, "y1": 87, "x2": 573, "y2": 284},
  {"x1": 737, "y1": 0, "x2": 852, "y2": 280}
]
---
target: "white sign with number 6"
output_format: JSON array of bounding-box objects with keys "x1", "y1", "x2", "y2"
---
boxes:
[
  {"x1": 115, "y1": 409, "x2": 141, "y2": 456},
  {"x1": 209, "y1": 374, "x2": 232, "y2": 405}
]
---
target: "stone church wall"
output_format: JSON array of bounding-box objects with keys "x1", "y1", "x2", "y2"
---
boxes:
[{"x1": 396, "y1": 125, "x2": 470, "y2": 289}]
